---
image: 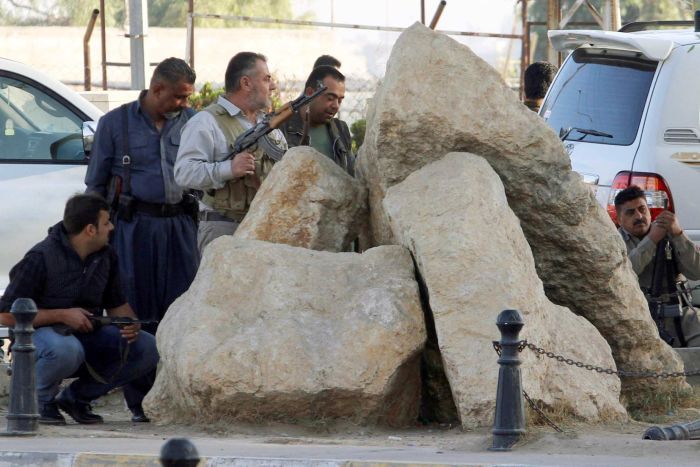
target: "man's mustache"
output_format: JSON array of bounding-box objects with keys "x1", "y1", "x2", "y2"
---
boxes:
[{"x1": 634, "y1": 219, "x2": 647, "y2": 226}]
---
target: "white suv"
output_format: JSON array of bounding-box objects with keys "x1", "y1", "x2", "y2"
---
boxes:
[
  {"x1": 543, "y1": 22, "x2": 700, "y2": 245},
  {"x1": 0, "y1": 57, "x2": 102, "y2": 290}
]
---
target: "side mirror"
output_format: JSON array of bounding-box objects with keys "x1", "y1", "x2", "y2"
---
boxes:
[{"x1": 82, "y1": 121, "x2": 97, "y2": 158}]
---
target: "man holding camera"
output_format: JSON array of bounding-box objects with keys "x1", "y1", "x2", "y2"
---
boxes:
[{"x1": 615, "y1": 185, "x2": 700, "y2": 346}]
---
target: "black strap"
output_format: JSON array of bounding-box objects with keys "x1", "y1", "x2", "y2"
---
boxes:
[
  {"x1": 667, "y1": 244, "x2": 688, "y2": 347},
  {"x1": 650, "y1": 238, "x2": 687, "y2": 346},
  {"x1": 120, "y1": 104, "x2": 132, "y2": 196}
]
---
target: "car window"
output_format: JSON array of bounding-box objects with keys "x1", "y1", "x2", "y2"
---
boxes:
[
  {"x1": 541, "y1": 48, "x2": 658, "y2": 146},
  {"x1": 0, "y1": 75, "x2": 85, "y2": 161}
]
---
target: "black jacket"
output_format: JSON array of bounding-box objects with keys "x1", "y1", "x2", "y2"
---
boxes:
[
  {"x1": 280, "y1": 112, "x2": 355, "y2": 176},
  {"x1": 0, "y1": 222, "x2": 124, "y2": 313}
]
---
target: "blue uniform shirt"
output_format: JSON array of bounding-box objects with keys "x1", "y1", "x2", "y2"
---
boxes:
[
  {"x1": 82, "y1": 91, "x2": 199, "y2": 329},
  {"x1": 85, "y1": 90, "x2": 194, "y2": 204}
]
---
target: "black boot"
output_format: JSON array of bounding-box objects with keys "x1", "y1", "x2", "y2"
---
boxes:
[
  {"x1": 39, "y1": 401, "x2": 66, "y2": 425},
  {"x1": 130, "y1": 404, "x2": 150, "y2": 423},
  {"x1": 56, "y1": 390, "x2": 104, "y2": 424}
]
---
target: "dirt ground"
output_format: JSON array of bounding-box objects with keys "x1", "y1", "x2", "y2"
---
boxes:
[{"x1": 4, "y1": 388, "x2": 699, "y2": 463}]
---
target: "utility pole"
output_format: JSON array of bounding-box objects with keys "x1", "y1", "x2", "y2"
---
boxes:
[
  {"x1": 546, "y1": 0, "x2": 621, "y2": 65},
  {"x1": 546, "y1": 0, "x2": 561, "y2": 64},
  {"x1": 128, "y1": 0, "x2": 149, "y2": 90},
  {"x1": 602, "y1": 0, "x2": 621, "y2": 31}
]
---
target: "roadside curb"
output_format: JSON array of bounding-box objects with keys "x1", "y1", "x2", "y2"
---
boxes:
[{"x1": 0, "y1": 451, "x2": 508, "y2": 467}]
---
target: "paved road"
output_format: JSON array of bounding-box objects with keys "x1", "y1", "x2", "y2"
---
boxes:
[{"x1": 0, "y1": 426, "x2": 699, "y2": 466}]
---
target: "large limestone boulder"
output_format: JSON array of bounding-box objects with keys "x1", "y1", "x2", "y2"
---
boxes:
[
  {"x1": 144, "y1": 238, "x2": 426, "y2": 426},
  {"x1": 234, "y1": 146, "x2": 367, "y2": 252},
  {"x1": 384, "y1": 153, "x2": 627, "y2": 427},
  {"x1": 356, "y1": 22, "x2": 684, "y2": 398}
]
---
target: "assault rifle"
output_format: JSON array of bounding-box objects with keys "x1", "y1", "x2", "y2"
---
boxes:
[
  {"x1": 225, "y1": 84, "x2": 328, "y2": 162},
  {"x1": 645, "y1": 232, "x2": 697, "y2": 347},
  {"x1": 51, "y1": 316, "x2": 158, "y2": 336},
  {"x1": 89, "y1": 316, "x2": 159, "y2": 328}
]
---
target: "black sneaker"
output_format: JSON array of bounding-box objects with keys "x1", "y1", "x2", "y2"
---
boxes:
[
  {"x1": 56, "y1": 391, "x2": 104, "y2": 424},
  {"x1": 130, "y1": 405, "x2": 150, "y2": 423},
  {"x1": 39, "y1": 401, "x2": 66, "y2": 425}
]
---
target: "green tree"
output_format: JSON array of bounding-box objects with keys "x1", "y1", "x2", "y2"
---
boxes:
[
  {"x1": 149, "y1": 0, "x2": 294, "y2": 27},
  {"x1": 527, "y1": 0, "x2": 693, "y2": 62},
  {"x1": 0, "y1": 0, "x2": 294, "y2": 27},
  {"x1": 350, "y1": 119, "x2": 366, "y2": 152},
  {"x1": 0, "y1": 0, "x2": 124, "y2": 26}
]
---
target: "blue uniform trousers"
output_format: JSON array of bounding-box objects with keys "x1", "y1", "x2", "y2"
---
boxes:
[
  {"x1": 112, "y1": 211, "x2": 198, "y2": 409},
  {"x1": 34, "y1": 326, "x2": 158, "y2": 406}
]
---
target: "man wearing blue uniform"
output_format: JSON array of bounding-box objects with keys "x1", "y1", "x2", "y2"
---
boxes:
[{"x1": 85, "y1": 57, "x2": 199, "y2": 422}]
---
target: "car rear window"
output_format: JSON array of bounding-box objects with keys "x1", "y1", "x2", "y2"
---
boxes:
[{"x1": 541, "y1": 48, "x2": 658, "y2": 146}]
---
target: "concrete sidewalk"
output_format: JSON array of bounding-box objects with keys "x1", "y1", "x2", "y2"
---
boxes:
[
  {"x1": 1, "y1": 391, "x2": 699, "y2": 466},
  {"x1": 0, "y1": 421, "x2": 699, "y2": 466}
]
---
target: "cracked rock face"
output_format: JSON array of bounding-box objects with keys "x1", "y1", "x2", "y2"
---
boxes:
[
  {"x1": 356, "y1": 22, "x2": 685, "y2": 399},
  {"x1": 235, "y1": 146, "x2": 367, "y2": 252},
  {"x1": 384, "y1": 152, "x2": 627, "y2": 427},
  {"x1": 144, "y1": 238, "x2": 425, "y2": 426}
]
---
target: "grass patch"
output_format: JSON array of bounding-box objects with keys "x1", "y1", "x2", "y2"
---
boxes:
[
  {"x1": 524, "y1": 398, "x2": 580, "y2": 431},
  {"x1": 626, "y1": 385, "x2": 700, "y2": 422}
]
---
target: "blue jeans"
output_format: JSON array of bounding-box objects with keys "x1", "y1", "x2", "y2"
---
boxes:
[{"x1": 33, "y1": 325, "x2": 159, "y2": 405}]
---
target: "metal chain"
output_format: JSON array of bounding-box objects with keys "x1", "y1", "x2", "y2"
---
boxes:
[
  {"x1": 522, "y1": 390, "x2": 564, "y2": 433},
  {"x1": 491, "y1": 339, "x2": 700, "y2": 435},
  {"x1": 492, "y1": 341, "x2": 700, "y2": 379}
]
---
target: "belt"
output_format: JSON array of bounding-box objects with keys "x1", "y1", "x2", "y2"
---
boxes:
[
  {"x1": 199, "y1": 210, "x2": 243, "y2": 223},
  {"x1": 133, "y1": 200, "x2": 186, "y2": 217}
]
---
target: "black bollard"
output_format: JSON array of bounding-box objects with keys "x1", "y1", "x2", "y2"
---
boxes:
[
  {"x1": 160, "y1": 437, "x2": 200, "y2": 467},
  {"x1": 4, "y1": 298, "x2": 38, "y2": 436},
  {"x1": 489, "y1": 309, "x2": 526, "y2": 451},
  {"x1": 643, "y1": 419, "x2": 700, "y2": 440}
]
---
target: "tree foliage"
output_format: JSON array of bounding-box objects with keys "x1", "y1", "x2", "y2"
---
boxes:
[
  {"x1": 0, "y1": 0, "x2": 294, "y2": 27},
  {"x1": 528, "y1": 0, "x2": 694, "y2": 61}
]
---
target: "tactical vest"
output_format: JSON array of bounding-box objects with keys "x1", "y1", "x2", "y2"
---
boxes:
[{"x1": 201, "y1": 103, "x2": 285, "y2": 221}]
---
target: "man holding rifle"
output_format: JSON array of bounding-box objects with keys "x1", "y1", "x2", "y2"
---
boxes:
[
  {"x1": 175, "y1": 52, "x2": 288, "y2": 252},
  {"x1": 281, "y1": 65, "x2": 354, "y2": 176},
  {"x1": 0, "y1": 194, "x2": 158, "y2": 425},
  {"x1": 615, "y1": 186, "x2": 700, "y2": 346}
]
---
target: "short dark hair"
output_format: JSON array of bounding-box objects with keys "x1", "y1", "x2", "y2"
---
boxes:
[
  {"x1": 63, "y1": 193, "x2": 110, "y2": 235},
  {"x1": 304, "y1": 65, "x2": 345, "y2": 91},
  {"x1": 614, "y1": 185, "x2": 646, "y2": 211},
  {"x1": 151, "y1": 57, "x2": 196, "y2": 86},
  {"x1": 524, "y1": 61, "x2": 558, "y2": 99},
  {"x1": 225, "y1": 52, "x2": 267, "y2": 93},
  {"x1": 313, "y1": 54, "x2": 341, "y2": 69}
]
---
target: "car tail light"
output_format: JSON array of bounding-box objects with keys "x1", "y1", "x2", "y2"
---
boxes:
[{"x1": 606, "y1": 171, "x2": 674, "y2": 225}]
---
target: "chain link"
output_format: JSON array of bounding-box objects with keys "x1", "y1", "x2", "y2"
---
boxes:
[
  {"x1": 491, "y1": 339, "x2": 700, "y2": 435},
  {"x1": 523, "y1": 341, "x2": 700, "y2": 378},
  {"x1": 492, "y1": 340, "x2": 700, "y2": 379},
  {"x1": 522, "y1": 390, "x2": 564, "y2": 433}
]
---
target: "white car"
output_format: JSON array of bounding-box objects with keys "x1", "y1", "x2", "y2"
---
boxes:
[
  {"x1": 0, "y1": 57, "x2": 102, "y2": 290},
  {"x1": 543, "y1": 22, "x2": 700, "y2": 245}
]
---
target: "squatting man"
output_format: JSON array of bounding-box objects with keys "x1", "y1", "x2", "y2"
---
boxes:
[
  {"x1": 0, "y1": 194, "x2": 159, "y2": 425},
  {"x1": 615, "y1": 185, "x2": 700, "y2": 346}
]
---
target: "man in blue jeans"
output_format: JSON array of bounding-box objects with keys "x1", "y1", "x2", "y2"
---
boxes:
[{"x1": 0, "y1": 194, "x2": 159, "y2": 425}]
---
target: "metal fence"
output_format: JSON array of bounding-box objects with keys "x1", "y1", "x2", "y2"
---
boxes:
[{"x1": 274, "y1": 74, "x2": 379, "y2": 127}]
